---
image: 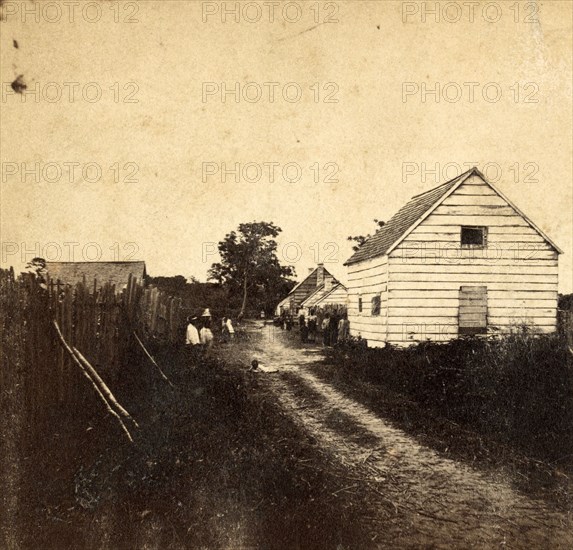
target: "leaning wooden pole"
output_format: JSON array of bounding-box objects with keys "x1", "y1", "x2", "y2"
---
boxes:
[
  {"x1": 52, "y1": 320, "x2": 134, "y2": 443},
  {"x1": 72, "y1": 346, "x2": 140, "y2": 429},
  {"x1": 133, "y1": 332, "x2": 175, "y2": 388}
]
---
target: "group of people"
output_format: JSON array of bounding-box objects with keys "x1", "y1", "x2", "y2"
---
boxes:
[
  {"x1": 297, "y1": 307, "x2": 350, "y2": 346},
  {"x1": 277, "y1": 311, "x2": 294, "y2": 331},
  {"x1": 185, "y1": 308, "x2": 235, "y2": 362},
  {"x1": 298, "y1": 309, "x2": 318, "y2": 343}
]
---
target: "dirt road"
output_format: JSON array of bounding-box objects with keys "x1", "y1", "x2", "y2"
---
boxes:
[
  {"x1": 8, "y1": 321, "x2": 571, "y2": 549},
  {"x1": 252, "y1": 323, "x2": 573, "y2": 548}
]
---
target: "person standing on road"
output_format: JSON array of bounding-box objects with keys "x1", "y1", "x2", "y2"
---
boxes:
[
  {"x1": 300, "y1": 316, "x2": 309, "y2": 344},
  {"x1": 221, "y1": 316, "x2": 229, "y2": 342},
  {"x1": 185, "y1": 316, "x2": 201, "y2": 363},
  {"x1": 298, "y1": 309, "x2": 305, "y2": 330},
  {"x1": 226, "y1": 316, "x2": 235, "y2": 340},
  {"x1": 329, "y1": 312, "x2": 339, "y2": 346},
  {"x1": 338, "y1": 313, "x2": 350, "y2": 343},
  {"x1": 322, "y1": 314, "x2": 331, "y2": 347},
  {"x1": 308, "y1": 309, "x2": 317, "y2": 342},
  {"x1": 298, "y1": 309, "x2": 308, "y2": 343},
  {"x1": 200, "y1": 318, "x2": 214, "y2": 356}
]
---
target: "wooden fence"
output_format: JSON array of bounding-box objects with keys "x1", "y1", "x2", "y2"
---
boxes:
[
  {"x1": 0, "y1": 268, "x2": 184, "y2": 431},
  {"x1": 136, "y1": 281, "x2": 183, "y2": 344}
]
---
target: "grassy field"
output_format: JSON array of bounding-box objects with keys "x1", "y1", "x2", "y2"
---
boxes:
[
  {"x1": 2, "y1": 326, "x2": 372, "y2": 549},
  {"x1": 304, "y1": 330, "x2": 573, "y2": 506}
]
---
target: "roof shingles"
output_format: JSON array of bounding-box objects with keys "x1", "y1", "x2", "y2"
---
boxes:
[{"x1": 345, "y1": 170, "x2": 472, "y2": 265}]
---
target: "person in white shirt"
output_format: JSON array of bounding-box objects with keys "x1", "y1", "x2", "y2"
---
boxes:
[
  {"x1": 226, "y1": 317, "x2": 235, "y2": 340},
  {"x1": 200, "y1": 319, "x2": 214, "y2": 355},
  {"x1": 186, "y1": 317, "x2": 201, "y2": 363}
]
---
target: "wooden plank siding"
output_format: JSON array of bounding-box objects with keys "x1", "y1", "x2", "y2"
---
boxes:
[
  {"x1": 279, "y1": 265, "x2": 340, "y2": 315},
  {"x1": 384, "y1": 176, "x2": 559, "y2": 345},
  {"x1": 319, "y1": 285, "x2": 349, "y2": 307},
  {"x1": 291, "y1": 278, "x2": 318, "y2": 309},
  {"x1": 347, "y1": 255, "x2": 388, "y2": 347}
]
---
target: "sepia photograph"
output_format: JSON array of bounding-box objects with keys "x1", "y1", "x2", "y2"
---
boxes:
[{"x1": 1, "y1": 1, "x2": 572, "y2": 548}]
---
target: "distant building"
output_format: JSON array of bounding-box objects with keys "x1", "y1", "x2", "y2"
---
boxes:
[
  {"x1": 345, "y1": 168, "x2": 561, "y2": 347},
  {"x1": 275, "y1": 295, "x2": 291, "y2": 316},
  {"x1": 46, "y1": 261, "x2": 146, "y2": 291},
  {"x1": 275, "y1": 264, "x2": 343, "y2": 315},
  {"x1": 301, "y1": 279, "x2": 348, "y2": 310}
]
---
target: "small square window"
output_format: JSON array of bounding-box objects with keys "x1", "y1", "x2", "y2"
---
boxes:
[{"x1": 461, "y1": 226, "x2": 487, "y2": 247}]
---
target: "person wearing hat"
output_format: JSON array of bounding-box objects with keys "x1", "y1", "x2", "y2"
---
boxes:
[
  {"x1": 185, "y1": 316, "x2": 201, "y2": 363},
  {"x1": 200, "y1": 317, "x2": 214, "y2": 356}
]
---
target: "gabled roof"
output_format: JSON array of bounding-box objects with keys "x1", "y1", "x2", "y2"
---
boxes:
[
  {"x1": 324, "y1": 281, "x2": 347, "y2": 295},
  {"x1": 300, "y1": 284, "x2": 326, "y2": 306},
  {"x1": 46, "y1": 261, "x2": 146, "y2": 288},
  {"x1": 276, "y1": 295, "x2": 291, "y2": 307},
  {"x1": 345, "y1": 168, "x2": 562, "y2": 265},
  {"x1": 345, "y1": 170, "x2": 471, "y2": 265},
  {"x1": 288, "y1": 265, "x2": 335, "y2": 295},
  {"x1": 302, "y1": 282, "x2": 335, "y2": 307},
  {"x1": 318, "y1": 281, "x2": 348, "y2": 303},
  {"x1": 302, "y1": 281, "x2": 347, "y2": 308}
]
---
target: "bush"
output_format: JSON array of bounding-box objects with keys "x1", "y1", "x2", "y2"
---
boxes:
[{"x1": 329, "y1": 331, "x2": 573, "y2": 463}]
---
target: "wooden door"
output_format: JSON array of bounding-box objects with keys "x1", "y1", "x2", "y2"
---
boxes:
[{"x1": 459, "y1": 286, "x2": 487, "y2": 335}]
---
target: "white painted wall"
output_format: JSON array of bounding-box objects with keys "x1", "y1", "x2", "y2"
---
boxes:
[
  {"x1": 346, "y1": 174, "x2": 559, "y2": 347},
  {"x1": 387, "y1": 174, "x2": 559, "y2": 345}
]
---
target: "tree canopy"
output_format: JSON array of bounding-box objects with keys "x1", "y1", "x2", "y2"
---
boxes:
[
  {"x1": 208, "y1": 221, "x2": 296, "y2": 317},
  {"x1": 25, "y1": 257, "x2": 48, "y2": 288}
]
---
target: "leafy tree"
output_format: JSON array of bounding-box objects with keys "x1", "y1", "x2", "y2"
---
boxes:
[
  {"x1": 26, "y1": 257, "x2": 48, "y2": 288},
  {"x1": 347, "y1": 219, "x2": 385, "y2": 252},
  {"x1": 147, "y1": 275, "x2": 228, "y2": 321},
  {"x1": 208, "y1": 222, "x2": 296, "y2": 318},
  {"x1": 146, "y1": 275, "x2": 188, "y2": 291}
]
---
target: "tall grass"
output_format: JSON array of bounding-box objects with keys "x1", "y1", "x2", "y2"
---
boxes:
[{"x1": 328, "y1": 331, "x2": 573, "y2": 464}]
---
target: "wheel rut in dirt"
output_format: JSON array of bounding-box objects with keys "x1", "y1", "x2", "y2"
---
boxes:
[{"x1": 258, "y1": 325, "x2": 573, "y2": 548}]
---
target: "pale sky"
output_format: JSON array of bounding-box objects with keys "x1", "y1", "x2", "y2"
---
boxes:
[{"x1": 1, "y1": 0, "x2": 571, "y2": 292}]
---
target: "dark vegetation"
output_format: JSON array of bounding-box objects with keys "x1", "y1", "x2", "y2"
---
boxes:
[
  {"x1": 317, "y1": 332, "x2": 573, "y2": 472},
  {"x1": 146, "y1": 274, "x2": 229, "y2": 320},
  {"x1": 4, "y1": 263, "x2": 572, "y2": 546},
  {"x1": 147, "y1": 226, "x2": 298, "y2": 321},
  {"x1": 559, "y1": 292, "x2": 573, "y2": 311},
  {"x1": 6, "y1": 348, "x2": 371, "y2": 549},
  {"x1": 1, "y1": 266, "x2": 369, "y2": 550}
]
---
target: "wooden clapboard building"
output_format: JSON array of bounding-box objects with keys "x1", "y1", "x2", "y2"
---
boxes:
[
  {"x1": 301, "y1": 279, "x2": 348, "y2": 310},
  {"x1": 275, "y1": 264, "x2": 340, "y2": 315},
  {"x1": 345, "y1": 168, "x2": 562, "y2": 347}
]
